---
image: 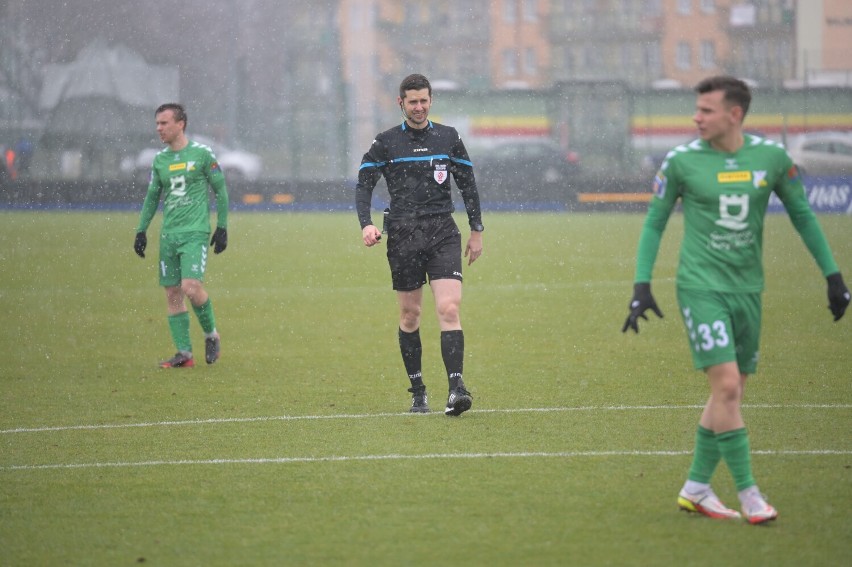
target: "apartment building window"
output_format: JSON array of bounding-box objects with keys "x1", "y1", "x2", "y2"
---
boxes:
[
  {"x1": 562, "y1": 46, "x2": 575, "y2": 75},
  {"x1": 524, "y1": 47, "x2": 537, "y2": 75},
  {"x1": 503, "y1": 0, "x2": 517, "y2": 23},
  {"x1": 503, "y1": 49, "x2": 518, "y2": 77},
  {"x1": 583, "y1": 45, "x2": 601, "y2": 71},
  {"x1": 644, "y1": 41, "x2": 662, "y2": 76},
  {"x1": 348, "y1": 2, "x2": 361, "y2": 30},
  {"x1": 700, "y1": 40, "x2": 716, "y2": 68},
  {"x1": 700, "y1": 0, "x2": 715, "y2": 13},
  {"x1": 644, "y1": 0, "x2": 662, "y2": 17},
  {"x1": 620, "y1": 44, "x2": 633, "y2": 73},
  {"x1": 523, "y1": 0, "x2": 538, "y2": 22},
  {"x1": 676, "y1": 41, "x2": 692, "y2": 70},
  {"x1": 460, "y1": 48, "x2": 488, "y2": 88},
  {"x1": 403, "y1": 1, "x2": 418, "y2": 25},
  {"x1": 677, "y1": 0, "x2": 691, "y2": 15},
  {"x1": 752, "y1": 40, "x2": 768, "y2": 74}
]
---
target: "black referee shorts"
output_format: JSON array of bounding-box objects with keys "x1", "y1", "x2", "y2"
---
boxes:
[{"x1": 385, "y1": 214, "x2": 463, "y2": 291}]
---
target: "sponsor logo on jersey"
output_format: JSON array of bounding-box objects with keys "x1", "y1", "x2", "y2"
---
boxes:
[
  {"x1": 709, "y1": 228, "x2": 756, "y2": 249},
  {"x1": 714, "y1": 194, "x2": 750, "y2": 231},
  {"x1": 169, "y1": 162, "x2": 187, "y2": 171},
  {"x1": 434, "y1": 163, "x2": 448, "y2": 184},
  {"x1": 717, "y1": 171, "x2": 751, "y2": 183}
]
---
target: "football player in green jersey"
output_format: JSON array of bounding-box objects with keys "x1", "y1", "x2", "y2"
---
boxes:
[
  {"x1": 134, "y1": 103, "x2": 230, "y2": 368},
  {"x1": 623, "y1": 76, "x2": 850, "y2": 524}
]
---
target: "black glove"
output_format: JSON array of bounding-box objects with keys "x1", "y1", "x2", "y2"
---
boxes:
[
  {"x1": 827, "y1": 272, "x2": 850, "y2": 322},
  {"x1": 134, "y1": 232, "x2": 147, "y2": 258},
  {"x1": 210, "y1": 227, "x2": 228, "y2": 254},
  {"x1": 622, "y1": 282, "x2": 664, "y2": 333}
]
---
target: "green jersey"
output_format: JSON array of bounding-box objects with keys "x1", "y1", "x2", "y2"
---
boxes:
[
  {"x1": 635, "y1": 134, "x2": 838, "y2": 293},
  {"x1": 136, "y1": 139, "x2": 229, "y2": 235}
]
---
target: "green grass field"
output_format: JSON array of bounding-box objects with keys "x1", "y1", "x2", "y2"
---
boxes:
[{"x1": 1, "y1": 210, "x2": 850, "y2": 566}]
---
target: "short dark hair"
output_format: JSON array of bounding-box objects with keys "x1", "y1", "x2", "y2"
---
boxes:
[
  {"x1": 155, "y1": 102, "x2": 188, "y2": 131},
  {"x1": 399, "y1": 74, "x2": 431, "y2": 100},
  {"x1": 694, "y1": 76, "x2": 751, "y2": 118}
]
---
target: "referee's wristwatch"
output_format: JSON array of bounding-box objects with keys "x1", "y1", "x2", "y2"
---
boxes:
[{"x1": 471, "y1": 222, "x2": 484, "y2": 232}]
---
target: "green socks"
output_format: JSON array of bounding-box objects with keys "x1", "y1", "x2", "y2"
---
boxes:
[
  {"x1": 687, "y1": 426, "x2": 756, "y2": 493},
  {"x1": 716, "y1": 428, "x2": 756, "y2": 492},
  {"x1": 167, "y1": 312, "x2": 192, "y2": 353},
  {"x1": 192, "y1": 298, "x2": 217, "y2": 335},
  {"x1": 168, "y1": 300, "x2": 216, "y2": 355},
  {"x1": 687, "y1": 425, "x2": 721, "y2": 484}
]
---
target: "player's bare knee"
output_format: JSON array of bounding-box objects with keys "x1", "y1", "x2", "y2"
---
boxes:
[
  {"x1": 436, "y1": 302, "x2": 460, "y2": 326},
  {"x1": 180, "y1": 279, "x2": 205, "y2": 300},
  {"x1": 709, "y1": 374, "x2": 741, "y2": 403},
  {"x1": 400, "y1": 309, "x2": 421, "y2": 329}
]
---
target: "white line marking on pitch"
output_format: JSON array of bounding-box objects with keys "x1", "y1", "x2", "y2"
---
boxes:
[
  {"x1": 2, "y1": 404, "x2": 850, "y2": 435},
  {"x1": 3, "y1": 449, "x2": 849, "y2": 472}
]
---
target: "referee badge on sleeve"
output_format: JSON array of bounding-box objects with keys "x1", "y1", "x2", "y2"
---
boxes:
[{"x1": 434, "y1": 164, "x2": 448, "y2": 184}]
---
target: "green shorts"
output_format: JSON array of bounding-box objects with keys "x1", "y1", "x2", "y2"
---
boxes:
[
  {"x1": 158, "y1": 231, "x2": 210, "y2": 287},
  {"x1": 676, "y1": 288, "x2": 762, "y2": 374}
]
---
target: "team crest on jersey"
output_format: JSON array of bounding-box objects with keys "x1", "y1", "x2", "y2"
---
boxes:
[
  {"x1": 787, "y1": 165, "x2": 801, "y2": 182},
  {"x1": 187, "y1": 161, "x2": 196, "y2": 172},
  {"x1": 752, "y1": 170, "x2": 767, "y2": 188},
  {"x1": 210, "y1": 161, "x2": 221, "y2": 173},
  {"x1": 434, "y1": 163, "x2": 448, "y2": 184}
]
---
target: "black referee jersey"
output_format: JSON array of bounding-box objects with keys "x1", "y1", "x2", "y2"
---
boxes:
[{"x1": 355, "y1": 120, "x2": 483, "y2": 230}]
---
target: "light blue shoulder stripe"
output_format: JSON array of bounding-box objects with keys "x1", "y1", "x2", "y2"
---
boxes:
[
  {"x1": 359, "y1": 153, "x2": 472, "y2": 169},
  {"x1": 390, "y1": 154, "x2": 450, "y2": 164},
  {"x1": 359, "y1": 161, "x2": 387, "y2": 170}
]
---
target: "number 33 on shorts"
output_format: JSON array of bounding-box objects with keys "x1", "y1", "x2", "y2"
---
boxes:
[{"x1": 682, "y1": 307, "x2": 730, "y2": 352}]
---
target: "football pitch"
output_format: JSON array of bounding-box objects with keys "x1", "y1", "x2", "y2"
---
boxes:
[{"x1": 1, "y1": 210, "x2": 849, "y2": 565}]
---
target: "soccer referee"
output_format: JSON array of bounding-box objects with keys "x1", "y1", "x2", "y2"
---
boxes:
[{"x1": 356, "y1": 74, "x2": 484, "y2": 416}]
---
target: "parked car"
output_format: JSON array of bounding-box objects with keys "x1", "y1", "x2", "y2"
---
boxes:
[
  {"x1": 126, "y1": 134, "x2": 263, "y2": 183},
  {"x1": 473, "y1": 140, "x2": 580, "y2": 200},
  {"x1": 785, "y1": 131, "x2": 852, "y2": 177}
]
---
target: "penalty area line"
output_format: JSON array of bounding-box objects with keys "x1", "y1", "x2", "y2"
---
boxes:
[{"x1": 3, "y1": 449, "x2": 850, "y2": 472}]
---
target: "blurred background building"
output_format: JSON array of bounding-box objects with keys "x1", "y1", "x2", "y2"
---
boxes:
[{"x1": 0, "y1": 0, "x2": 850, "y2": 181}]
